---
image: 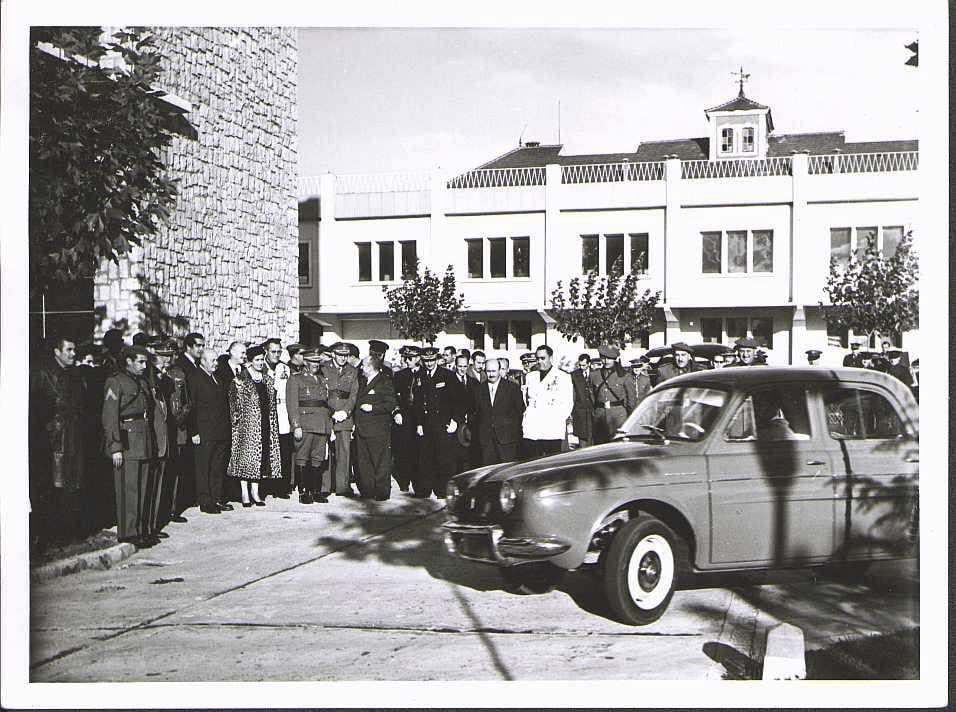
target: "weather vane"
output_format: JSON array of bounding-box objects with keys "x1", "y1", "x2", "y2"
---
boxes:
[{"x1": 731, "y1": 66, "x2": 750, "y2": 96}]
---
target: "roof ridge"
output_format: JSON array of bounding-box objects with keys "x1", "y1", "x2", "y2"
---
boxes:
[
  {"x1": 772, "y1": 130, "x2": 846, "y2": 138},
  {"x1": 473, "y1": 143, "x2": 564, "y2": 170}
]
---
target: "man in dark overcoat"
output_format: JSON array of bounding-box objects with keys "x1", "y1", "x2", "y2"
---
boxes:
[
  {"x1": 187, "y1": 349, "x2": 233, "y2": 514},
  {"x1": 412, "y1": 347, "x2": 466, "y2": 498},
  {"x1": 354, "y1": 354, "x2": 397, "y2": 500},
  {"x1": 473, "y1": 357, "x2": 525, "y2": 465},
  {"x1": 391, "y1": 345, "x2": 422, "y2": 492},
  {"x1": 570, "y1": 352, "x2": 594, "y2": 449}
]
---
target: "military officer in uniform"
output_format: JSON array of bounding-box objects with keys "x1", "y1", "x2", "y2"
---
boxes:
[
  {"x1": 102, "y1": 345, "x2": 158, "y2": 547},
  {"x1": 843, "y1": 340, "x2": 865, "y2": 368},
  {"x1": 625, "y1": 356, "x2": 653, "y2": 410},
  {"x1": 884, "y1": 349, "x2": 915, "y2": 387},
  {"x1": 589, "y1": 345, "x2": 633, "y2": 444},
  {"x1": 322, "y1": 342, "x2": 359, "y2": 496},
  {"x1": 412, "y1": 346, "x2": 465, "y2": 498},
  {"x1": 287, "y1": 349, "x2": 333, "y2": 503},
  {"x1": 657, "y1": 342, "x2": 701, "y2": 382},
  {"x1": 806, "y1": 349, "x2": 823, "y2": 366},
  {"x1": 392, "y1": 345, "x2": 422, "y2": 493},
  {"x1": 368, "y1": 340, "x2": 393, "y2": 376}
]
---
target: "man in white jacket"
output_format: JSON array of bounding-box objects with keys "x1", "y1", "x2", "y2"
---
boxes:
[{"x1": 521, "y1": 344, "x2": 574, "y2": 459}]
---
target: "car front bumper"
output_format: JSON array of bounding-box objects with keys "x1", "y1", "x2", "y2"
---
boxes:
[{"x1": 442, "y1": 520, "x2": 571, "y2": 566}]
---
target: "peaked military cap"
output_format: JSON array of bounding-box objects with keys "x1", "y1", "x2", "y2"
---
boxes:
[
  {"x1": 330, "y1": 342, "x2": 351, "y2": 356},
  {"x1": 520, "y1": 352, "x2": 536, "y2": 364},
  {"x1": 734, "y1": 337, "x2": 758, "y2": 349},
  {"x1": 420, "y1": 346, "x2": 440, "y2": 359},
  {"x1": 402, "y1": 344, "x2": 421, "y2": 356},
  {"x1": 805, "y1": 349, "x2": 822, "y2": 359},
  {"x1": 132, "y1": 332, "x2": 151, "y2": 346},
  {"x1": 886, "y1": 349, "x2": 904, "y2": 358},
  {"x1": 302, "y1": 348, "x2": 323, "y2": 362},
  {"x1": 368, "y1": 339, "x2": 388, "y2": 355},
  {"x1": 597, "y1": 344, "x2": 620, "y2": 358},
  {"x1": 286, "y1": 343, "x2": 306, "y2": 355},
  {"x1": 629, "y1": 356, "x2": 645, "y2": 366},
  {"x1": 151, "y1": 339, "x2": 177, "y2": 356}
]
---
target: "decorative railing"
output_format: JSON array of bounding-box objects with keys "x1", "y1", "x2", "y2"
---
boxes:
[
  {"x1": 681, "y1": 157, "x2": 792, "y2": 179},
  {"x1": 447, "y1": 166, "x2": 545, "y2": 189},
  {"x1": 297, "y1": 175, "x2": 322, "y2": 200},
  {"x1": 335, "y1": 171, "x2": 432, "y2": 194},
  {"x1": 561, "y1": 161, "x2": 665, "y2": 184},
  {"x1": 808, "y1": 151, "x2": 918, "y2": 175}
]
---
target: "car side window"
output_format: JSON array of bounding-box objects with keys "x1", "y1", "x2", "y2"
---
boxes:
[
  {"x1": 823, "y1": 387, "x2": 905, "y2": 440},
  {"x1": 725, "y1": 388, "x2": 811, "y2": 442}
]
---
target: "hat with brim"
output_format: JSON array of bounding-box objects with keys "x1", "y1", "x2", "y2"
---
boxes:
[
  {"x1": 597, "y1": 344, "x2": 620, "y2": 359},
  {"x1": 886, "y1": 349, "x2": 904, "y2": 358},
  {"x1": 520, "y1": 352, "x2": 536, "y2": 364},
  {"x1": 402, "y1": 345, "x2": 421, "y2": 356},
  {"x1": 734, "y1": 337, "x2": 758, "y2": 349},
  {"x1": 806, "y1": 349, "x2": 822, "y2": 358},
  {"x1": 671, "y1": 342, "x2": 693, "y2": 355},
  {"x1": 421, "y1": 346, "x2": 439, "y2": 360},
  {"x1": 456, "y1": 423, "x2": 472, "y2": 448},
  {"x1": 152, "y1": 340, "x2": 177, "y2": 356},
  {"x1": 368, "y1": 340, "x2": 388, "y2": 355},
  {"x1": 330, "y1": 342, "x2": 350, "y2": 356}
]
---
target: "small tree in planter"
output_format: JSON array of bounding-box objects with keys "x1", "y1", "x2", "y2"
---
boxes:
[{"x1": 382, "y1": 264, "x2": 466, "y2": 345}]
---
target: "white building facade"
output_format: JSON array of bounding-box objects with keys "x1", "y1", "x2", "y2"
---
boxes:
[{"x1": 298, "y1": 90, "x2": 918, "y2": 365}]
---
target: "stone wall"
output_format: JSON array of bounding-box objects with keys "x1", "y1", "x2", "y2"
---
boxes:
[{"x1": 94, "y1": 27, "x2": 299, "y2": 352}]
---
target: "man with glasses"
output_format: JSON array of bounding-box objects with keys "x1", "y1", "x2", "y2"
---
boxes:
[{"x1": 521, "y1": 345, "x2": 573, "y2": 459}]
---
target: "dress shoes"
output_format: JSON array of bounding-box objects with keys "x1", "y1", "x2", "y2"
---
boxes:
[
  {"x1": 241, "y1": 501, "x2": 253, "y2": 508},
  {"x1": 217, "y1": 502, "x2": 234, "y2": 512},
  {"x1": 155, "y1": 531, "x2": 170, "y2": 539},
  {"x1": 200, "y1": 504, "x2": 220, "y2": 514},
  {"x1": 169, "y1": 514, "x2": 188, "y2": 523},
  {"x1": 254, "y1": 500, "x2": 266, "y2": 507},
  {"x1": 299, "y1": 491, "x2": 314, "y2": 504},
  {"x1": 314, "y1": 495, "x2": 329, "y2": 503}
]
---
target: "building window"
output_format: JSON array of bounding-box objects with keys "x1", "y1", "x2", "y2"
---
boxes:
[
  {"x1": 401, "y1": 241, "x2": 417, "y2": 279},
  {"x1": 465, "y1": 321, "x2": 486, "y2": 350},
  {"x1": 704, "y1": 316, "x2": 774, "y2": 349},
  {"x1": 630, "y1": 233, "x2": 649, "y2": 274},
  {"x1": 466, "y1": 239, "x2": 483, "y2": 278},
  {"x1": 701, "y1": 318, "x2": 723, "y2": 343},
  {"x1": 826, "y1": 320, "x2": 849, "y2": 349},
  {"x1": 702, "y1": 230, "x2": 773, "y2": 274},
  {"x1": 727, "y1": 231, "x2": 747, "y2": 273},
  {"x1": 742, "y1": 127, "x2": 754, "y2": 153},
  {"x1": 856, "y1": 226, "x2": 878, "y2": 257},
  {"x1": 582, "y1": 235, "x2": 599, "y2": 272},
  {"x1": 830, "y1": 228, "x2": 851, "y2": 268},
  {"x1": 378, "y1": 241, "x2": 395, "y2": 282},
  {"x1": 752, "y1": 230, "x2": 773, "y2": 273},
  {"x1": 298, "y1": 243, "x2": 311, "y2": 287},
  {"x1": 606, "y1": 234, "x2": 624, "y2": 275},
  {"x1": 511, "y1": 320, "x2": 532, "y2": 351},
  {"x1": 702, "y1": 232, "x2": 722, "y2": 273},
  {"x1": 512, "y1": 237, "x2": 530, "y2": 278},
  {"x1": 489, "y1": 320, "x2": 508, "y2": 349},
  {"x1": 357, "y1": 242, "x2": 372, "y2": 282},
  {"x1": 720, "y1": 127, "x2": 734, "y2": 153},
  {"x1": 489, "y1": 238, "x2": 507, "y2": 278},
  {"x1": 882, "y1": 226, "x2": 903, "y2": 259}
]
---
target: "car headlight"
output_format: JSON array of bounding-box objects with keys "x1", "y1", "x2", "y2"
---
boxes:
[
  {"x1": 499, "y1": 481, "x2": 517, "y2": 515},
  {"x1": 446, "y1": 481, "x2": 461, "y2": 508}
]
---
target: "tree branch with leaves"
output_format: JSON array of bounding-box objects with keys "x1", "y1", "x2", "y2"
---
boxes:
[
  {"x1": 550, "y1": 260, "x2": 661, "y2": 349},
  {"x1": 382, "y1": 264, "x2": 466, "y2": 345},
  {"x1": 822, "y1": 230, "x2": 919, "y2": 343}
]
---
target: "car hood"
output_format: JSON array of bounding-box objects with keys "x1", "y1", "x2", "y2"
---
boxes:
[{"x1": 455, "y1": 440, "x2": 696, "y2": 491}]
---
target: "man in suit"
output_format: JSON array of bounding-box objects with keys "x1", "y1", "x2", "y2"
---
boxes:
[
  {"x1": 413, "y1": 347, "x2": 466, "y2": 498},
  {"x1": 843, "y1": 340, "x2": 865, "y2": 368},
  {"x1": 214, "y1": 341, "x2": 247, "y2": 388},
  {"x1": 467, "y1": 350, "x2": 487, "y2": 383},
  {"x1": 323, "y1": 342, "x2": 359, "y2": 496},
  {"x1": 176, "y1": 332, "x2": 205, "y2": 375},
  {"x1": 354, "y1": 354, "x2": 397, "y2": 500},
  {"x1": 391, "y1": 345, "x2": 422, "y2": 493},
  {"x1": 452, "y1": 353, "x2": 479, "y2": 472},
  {"x1": 570, "y1": 352, "x2": 594, "y2": 449},
  {"x1": 474, "y1": 357, "x2": 525, "y2": 465},
  {"x1": 187, "y1": 349, "x2": 233, "y2": 514}
]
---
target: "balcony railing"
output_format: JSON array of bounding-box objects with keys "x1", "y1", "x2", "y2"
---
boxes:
[
  {"x1": 808, "y1": 151, "x2": 919, "y2": 175},
  {"x1": 561, "y1": 161, "x2": 665, "y2": 184},
  {"x1": 447, "y1": 166, "x2": 545, "y2": 189},
  {"x1": 336, "y1": 171, "x2": 432, "y2": 194},
  {"x1": 682, "y1": 157, "x2": 792, "y2": 179}
]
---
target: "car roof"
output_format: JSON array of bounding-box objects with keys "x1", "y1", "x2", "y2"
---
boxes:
[{"x1": 655, "y1": 365, "x2": 917, "y2": 408}]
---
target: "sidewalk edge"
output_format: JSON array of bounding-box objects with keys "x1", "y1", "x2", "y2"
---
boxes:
[{"x1": 30, "y1": 542, "x2": 137, "y2": 583}]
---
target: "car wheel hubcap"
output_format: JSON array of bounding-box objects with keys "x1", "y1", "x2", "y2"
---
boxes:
[{"x1": 626, "y1": 534, "x2": 675, "y2": 610}]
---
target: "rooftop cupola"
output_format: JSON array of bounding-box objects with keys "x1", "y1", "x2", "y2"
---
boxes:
[{"x1": 704, "y1": 68, "x2": 773, "y2": 160}]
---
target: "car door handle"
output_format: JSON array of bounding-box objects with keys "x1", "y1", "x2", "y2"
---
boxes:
[{"x1": 806, "y1": 459, "x2": 826, "y2": 466}]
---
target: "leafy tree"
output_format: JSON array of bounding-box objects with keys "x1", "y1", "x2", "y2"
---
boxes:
[
  {"x1": 382, "y1": 264, "x2": 466, "y2": 345},
  {"x1": 549, "y1": 260, "x2": 661, "y2": 349},
  {"x1": 822, "y1": 230, "x2": 919, "y2": 343},
  {"x1": 29, "y1": 26, "x2": 196, "y2": 295}
]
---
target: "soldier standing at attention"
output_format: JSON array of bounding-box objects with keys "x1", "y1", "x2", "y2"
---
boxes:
[
  {"x1": 589, "y1": 345, "x2": 633, "y2": 444},
  {"x1": 413, "y1": 346, "x2": 465, "y2": 498},
  {"x1": 287, "y1": 349, "x2": 332, "y2": 503},
  {"x1": 102, "y1": 345, "x2": 158, "y2": 547},
  {"x1": 323, "y1": 342, "x2": 359, "y2": 497},
  {"x1": 657, "y1": 343, "x2": 701, "y2": 382},
  {"x1": 806, "y1": 349, "x2": 823, "y2": 366},
  {"x1": 625, "y1": 356, "x2": 653, "y2": 411},
  {"x1": 392, "y1": 345, "x2": 422, "y2": 493}
]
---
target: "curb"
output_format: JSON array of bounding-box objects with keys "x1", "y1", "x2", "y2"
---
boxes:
[
  {"x1": 760, "y1": 621, "x2": 806, "y2": 680},
  {"x1": 718, "y1": 591, "x2": 806, "y2": 680},
  {"x1": 30, "y1": 542, "x2": 137, "y2": 583}
]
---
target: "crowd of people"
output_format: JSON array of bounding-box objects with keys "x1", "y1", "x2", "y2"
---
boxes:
[{"x1": 29, "y1": 329, "x2": 919, "y2": 551}]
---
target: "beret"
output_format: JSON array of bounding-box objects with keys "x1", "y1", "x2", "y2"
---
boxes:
[{"x1": 670, "y1": 342, "x2": 692, "y2": 354}]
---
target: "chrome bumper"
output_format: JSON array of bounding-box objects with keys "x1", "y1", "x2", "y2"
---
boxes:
[{"x1": 442, "y1": 520, "x2": 571, "y2": 566}]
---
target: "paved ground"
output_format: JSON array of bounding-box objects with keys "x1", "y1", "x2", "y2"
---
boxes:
[{"x1": 29, "y1": 496, "x2": 919, "y2": 682}]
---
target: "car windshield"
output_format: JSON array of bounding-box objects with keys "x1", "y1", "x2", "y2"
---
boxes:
[{"x1": 618, "y1": 385, "x2": 729, "y2": 441}]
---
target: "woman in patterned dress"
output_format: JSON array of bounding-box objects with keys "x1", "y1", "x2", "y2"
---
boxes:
[{"x1": 226, "y1": 345, "x2": 281, "y2": 506}]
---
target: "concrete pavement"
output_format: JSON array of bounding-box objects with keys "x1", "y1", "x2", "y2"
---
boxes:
[{"x1": 29, "y1": 495, "x2": 919, "y2": 681}]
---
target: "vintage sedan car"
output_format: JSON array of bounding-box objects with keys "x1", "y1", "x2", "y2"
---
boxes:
[{"x1": 443, "y1": 367, "x2": 919, "y2": 625}]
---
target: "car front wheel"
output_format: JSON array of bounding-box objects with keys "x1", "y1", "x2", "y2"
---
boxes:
[{"x1": 603, "y1": 515, "x2": 680, "y2": 625}]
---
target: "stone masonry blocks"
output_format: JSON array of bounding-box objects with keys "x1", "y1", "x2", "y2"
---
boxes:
[{"x1": 94, "y1": 27, "x2": 299, "y2": 351}]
